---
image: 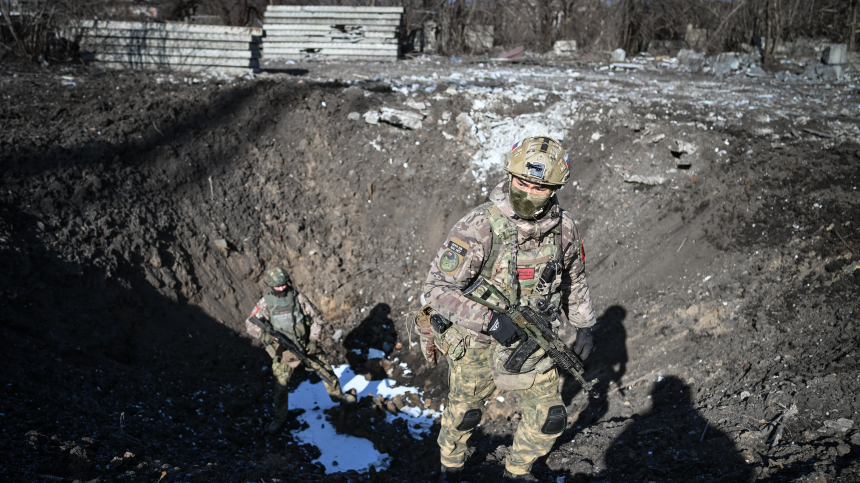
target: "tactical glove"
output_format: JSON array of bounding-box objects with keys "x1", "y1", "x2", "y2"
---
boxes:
[
  {"x1": 487, "y1": 312, "x2": 525, "y2": 347},
  {"x1": 306, "y1": 340, "x2": 318, "y2": 355},
  {"x1": 573, "y1": 328, "x2": 594, "y2": 360}
]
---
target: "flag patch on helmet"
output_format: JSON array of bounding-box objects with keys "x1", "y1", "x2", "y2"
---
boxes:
[
  {"x1": 565, "y1": 153, "x2": 570, "y2": 167},
  {"x1": 511, "y1": 140, "x2": 520, "y2": 151}
]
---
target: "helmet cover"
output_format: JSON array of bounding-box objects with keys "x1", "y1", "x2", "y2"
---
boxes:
[
  {"x1": 263, "y1": 267, "x2": 291, "y2": 288},
  {"x1": 504, "y1": 136, "x2": 570, "y2": 187}
]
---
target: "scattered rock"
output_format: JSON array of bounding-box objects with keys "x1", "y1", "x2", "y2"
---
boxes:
[
  {"x1": 623, "y1": 174, "x2": 666, "y2": 186},
  {"x1": 817, "y1": 65, "x2": 844, "y2": 82},
  {"x1": 746, "y1": 65, "x2": 767, "y2": 78},
  {"x1": 347, "y1": 112, "x2": 361, "y2": 121},
  {"x1": 379, "y1": 107, "x2": 424, "y2": 130},
  {"x1": 611, "y1": 48, "x2": 627, "y2": 62},
  {"x1": 823, "y1": 418, "x2": 854, "y2": 432},
  {"x1": 363, "y1": 110, "x2": 380, "y2": 125},
  {"x1": 677, "y1": 49, "x2": 705, "y2": 73},
  {"x1": 553, "y1": 40, "x2": 577, "y2": 55}
]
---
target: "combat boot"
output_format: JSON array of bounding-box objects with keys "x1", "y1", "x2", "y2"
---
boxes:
[
  {"x1": 438, "y1": 464, "x2": 463, "y2": 483},
  {"x1": 266, "y1": 419, "x2": 285, "y2": 434},
  {"x1": 331, "y1": 389, "x2": 357, "y2": 404},
  {"x1": 502, "y1": 469, "x2": 538, "y2": 482}
]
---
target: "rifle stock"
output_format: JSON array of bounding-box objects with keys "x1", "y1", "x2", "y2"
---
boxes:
[
  {"x1": 248, "y1": 316, "x2": 335, "y2": 386},
  {"x1": 464, "y1": 277, "x2": 599, "y2": 398}
]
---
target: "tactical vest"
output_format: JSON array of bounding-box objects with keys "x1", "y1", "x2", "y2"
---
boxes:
[
  {"x1": 263, "y1": 289, "x2": 307, "y2": 345},
  {"x1": 478, "y1": 202, "x2": 564, "y2": 311}
]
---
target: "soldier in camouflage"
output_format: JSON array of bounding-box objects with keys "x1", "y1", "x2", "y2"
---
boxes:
[
  {"x1": 423, "y1": 136, "x2": 596, "y2": 482},
  {"x1": 246, "y1": 267, "x2": 356, "y2": 434}
]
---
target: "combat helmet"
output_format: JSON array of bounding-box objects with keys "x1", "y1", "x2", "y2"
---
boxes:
[
  {"x1": 263, "y1": 267, "x2": 291, "y2": 288},
  {"x1": 504, "y1": 136, "x2": 570, "y2": 188}
]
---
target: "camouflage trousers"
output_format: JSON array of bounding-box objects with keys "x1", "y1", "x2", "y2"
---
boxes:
[
  {"x1": 438, "y1": 345, "x2": 564, "y2": 475},
  {"x1": 271, "y1": 352, "x2": 344, "y2": 422}
]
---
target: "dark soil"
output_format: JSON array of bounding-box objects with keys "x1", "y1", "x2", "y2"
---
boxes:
[{"x1": 1, "y1": 55, "x2": 859, "y2": 482}]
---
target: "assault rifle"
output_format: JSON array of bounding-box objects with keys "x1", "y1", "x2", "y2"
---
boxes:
[
  {"x1": 463, "y1": 276, "x2": 599, "y2": 398},
  {"x1": 247, "y1": 316, "x2": 334, "y2": 386}
]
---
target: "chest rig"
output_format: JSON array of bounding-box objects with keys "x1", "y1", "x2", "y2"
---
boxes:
[
  {"x1": 263, "y1": 289, "x2": 307, "y2": 344},
  {"x1": 478, "y1": 202, "x2": 564, "y2": 310}
]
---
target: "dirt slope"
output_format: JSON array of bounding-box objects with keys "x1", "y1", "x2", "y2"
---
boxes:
[{"x1": 1, "y1": 55, "x2": 859, "y2": 482}]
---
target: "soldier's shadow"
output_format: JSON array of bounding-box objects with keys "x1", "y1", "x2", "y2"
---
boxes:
[
  {"x1": 560, "y1": 305, "x2": 628, "y2": 430},
  {"x1": 342, "y1": 303, "x2": 398, "y2": 378},
  {"x1": 599, "y1": 376, "x2": 752, "y2": 481}
]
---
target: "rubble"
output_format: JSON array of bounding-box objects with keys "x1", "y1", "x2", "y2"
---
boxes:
[
  {"x1": 611, "y1": 48, "x2": 627, "y2": 63},
  {"x1": 822, "y1": 43, "x2": 847, "y2": 65}
]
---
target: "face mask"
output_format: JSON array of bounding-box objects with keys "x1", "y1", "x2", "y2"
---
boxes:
[
  {"x1": 509, "y1": 183, "x2": 553, "y2": 219},
  {"x1": 271, "y1": 287, "x2": 290, "y2": 297}
]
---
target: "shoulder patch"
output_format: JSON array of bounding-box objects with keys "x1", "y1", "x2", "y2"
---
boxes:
[
  {"x1": 251, "y1": 306, "x2": 259, "y2": 317},
  {"x1": 439, "y1": 237, "x2": 469, "y2": 275}
]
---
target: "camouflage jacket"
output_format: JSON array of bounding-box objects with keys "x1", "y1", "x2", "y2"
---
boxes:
[
  {"x1": 423, "y1": 180, "x2": 596, "y2": 343},
  {"x1": 245, "y1": 290, "x2": 325, "y2": 343}
]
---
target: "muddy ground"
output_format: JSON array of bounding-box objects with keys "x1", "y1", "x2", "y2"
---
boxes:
[{"x1": 1, "y1": 52, "x2": 859, "y2": 482}]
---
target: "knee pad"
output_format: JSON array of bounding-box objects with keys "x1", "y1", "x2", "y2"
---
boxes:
[
  {"x1": 541, "y1": 405, "x2": 567, "y2": 434},
  {"x1": 455, "y1": 408, "x2": 482, "y2": 431}
]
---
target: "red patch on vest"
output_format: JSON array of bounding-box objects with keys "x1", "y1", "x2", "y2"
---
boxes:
[
  {"x1": 250, "y1": 306, "x2": 259, "y2": 316},
  {"x1": 581, "y1": 244, "x2": 586, "y2": 262},
  {"x1": 517, "y1": 268, "x2": 535, "y2": 279}
]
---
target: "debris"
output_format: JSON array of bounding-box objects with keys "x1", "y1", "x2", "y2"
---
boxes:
[
  {"x1": 363, "y1": 111, "x2": 380, "y2": 125},
  {"x1": 677, "y1": 237, "x2": 687, "y2": 253},
  {"x1": 699, "y1": 419, "x2": 709, "y2": 442},
  {"x1": 610, "y1": 48, "x2": 626, "y2": 63},
  {"x1": 332, "y1": 329, "x2": 343, "y2": 342},
  {"x1": 648, "y1": 133, "x2": 666, "y2": 144},
  {"x1": 348, "y1": 112, "x2": 361, "y2": 121},
  {"x1": 745, "y1": 65, "x2": 767, "y2": 78},
  {"x1": 816, "y1": 64, "x2": 843, "y2": 82},
  {"x1": 671, "y1": 140, "x2": 697, "y2": 168},
  {"x1": 822, "y1": 418, "x2": 854, "y2": 432},
  {"x1": 766, "y1": 403, "x2": 798, "y2": 448},
  {"x1": 552, "y1": 41, "x2": 576, "y2": 56},
  {"x1": 623, "y1": 174, "x2": 666, "y2": 185},
  {"x1": 495, "y1": 45, "x2": 525, "y2": 60},
  {"x1": 712, "y1": 52, "x2": 740, "y2": 77},
  {"x1": 775, "y1": 70, "x2": 798, "y2": 83},
  {"x1": 821, "y1": 44, "x2": 847, "y2": 65},
  {"x1": 803, "y1": 128, "x2": 832, "y2": 138},
  {"x1": 833, "y1": 229, "x2": 855, "y2": 254},
  {"x1": 404, "y1": 99, "x2": 426, "y2": 111},
  {"x1": 610, "y1": 63, "x2": 643, "y2": 70},
  {"x1": 739, "y1": 390, "x2": 751, "y2": 400},
  {"x1": 677, "y1": 49, "x2": 705, "y2": 73},
  {"x1": 213, "y1": 239, "x2": 228, "y2": 250},
  {"x1": 379, "y1": 107, "x2": 424, "y2": 130}
]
